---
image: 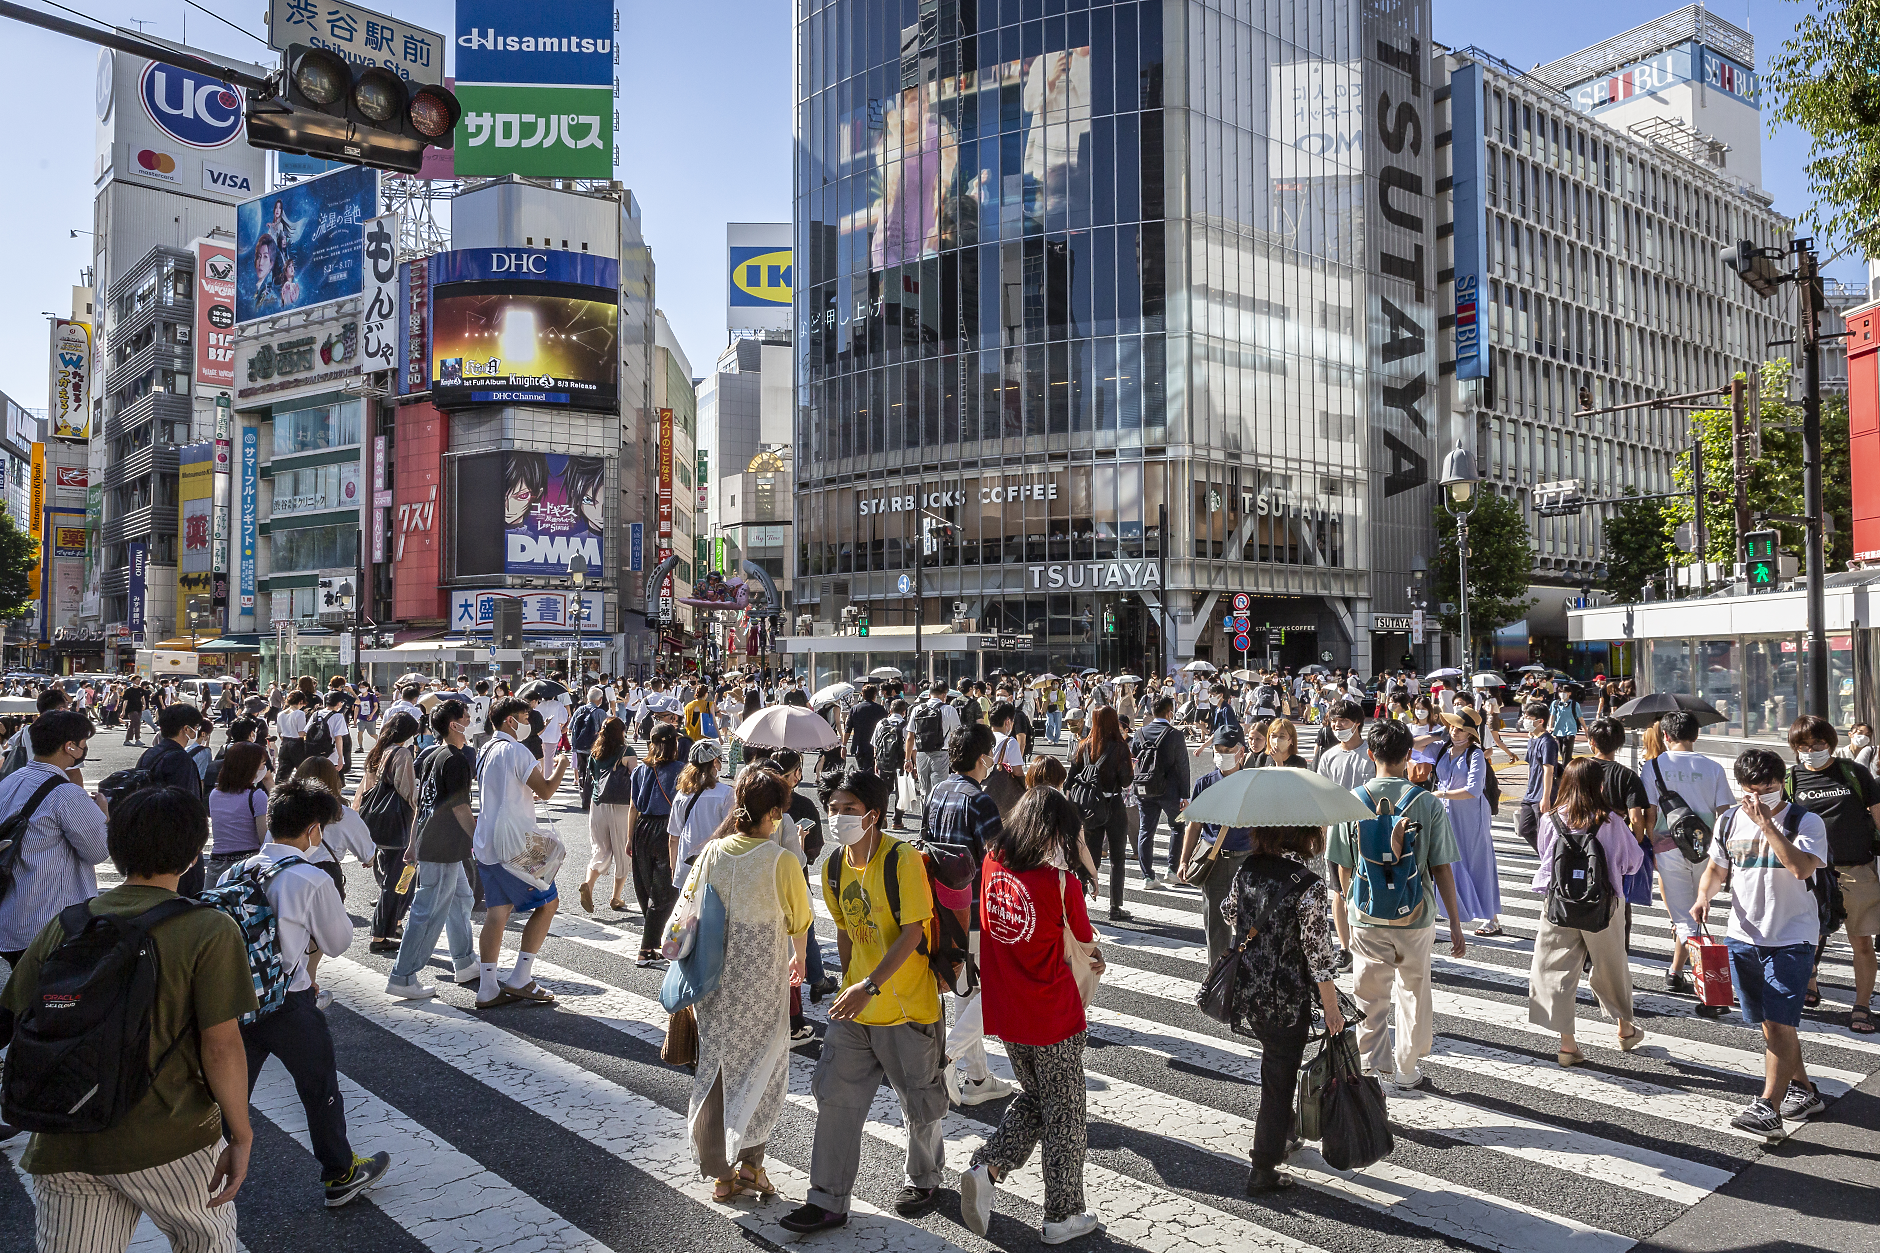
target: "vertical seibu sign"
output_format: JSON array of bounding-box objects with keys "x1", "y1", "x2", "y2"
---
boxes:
[{"x1": 1449, "y1": 61, "x2": 1489, "y2": 383}]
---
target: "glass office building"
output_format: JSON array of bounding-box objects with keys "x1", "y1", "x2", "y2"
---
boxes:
[{"x1": 794, "y1": 0, "x2": 1441, "y2": 675}]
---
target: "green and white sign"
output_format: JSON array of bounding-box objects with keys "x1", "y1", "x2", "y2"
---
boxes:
[{"x1": 453, "y1": 84, "x2": 613, "y2": 178}]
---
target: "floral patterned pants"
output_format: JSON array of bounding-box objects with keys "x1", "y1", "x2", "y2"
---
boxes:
[{"x1": 970, "y1": 1032, "x2": 1088, "y2": 1222}]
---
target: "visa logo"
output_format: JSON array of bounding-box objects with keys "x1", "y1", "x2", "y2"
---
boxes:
[
  {"x1": 202, "y1": 160, "x2": 253, "y2": 195},
  {"x1": 731, "y1": 248, "x2": 792, "y2": 306}
]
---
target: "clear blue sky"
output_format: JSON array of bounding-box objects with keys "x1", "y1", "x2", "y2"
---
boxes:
[{"x1": 0, "y1": 0, "x2": 1851, "y2": 413}]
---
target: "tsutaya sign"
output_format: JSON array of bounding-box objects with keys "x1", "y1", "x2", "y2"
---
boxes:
[
  {"x1": 859, "y1": 479, "x2": 1058, "y2": 515},
  {"x1": 1028, "y1": 561, "x2": 1162, "y2": 590}
]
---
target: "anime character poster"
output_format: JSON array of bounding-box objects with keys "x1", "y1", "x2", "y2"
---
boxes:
[
  {"x1": 502, "y1": 451, "x2": 604, "y2": 576},
  {"x1": 235, "y1": 166, "x2": 379, "y2": 323}
]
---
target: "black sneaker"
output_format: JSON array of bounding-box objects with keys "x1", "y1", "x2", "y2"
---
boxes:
[
  {"x1": 809, "y1": 977, "x2": 839, "y2": 1003},
  {"x1": 1335, "y1": 949, "x2": 1353, "y2": 973},
  {"x1": 1665, "y1": 970, "x2": 1694, "y2": 994},
  {"x1": 1730, "y1": 1098, "x2": 1784, "y2": 1138},
  {"x1": 1108, "y1": 907, "x2": 1134, "y2": 922},
  {"x1": 893, "y1": 1185, "x2": 940, "y2": 1218},
  {"x1": 1779, "y1": 1081, "x2": 1826, "y2": 1121},
  {"x1": 779, "y1": 1203, "x2": 848, "y2": 1233},
  {"x1": 323, "y1": 1151, "x2": 391, "y2": 1208}
]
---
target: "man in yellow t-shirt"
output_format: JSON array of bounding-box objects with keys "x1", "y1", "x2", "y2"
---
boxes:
[
  {"x1": 784, "y1": 773, "x2": 948, "y2": 1234},
  {"x1": 681, "y1": 684, "x2": 715, "y2": 742}
]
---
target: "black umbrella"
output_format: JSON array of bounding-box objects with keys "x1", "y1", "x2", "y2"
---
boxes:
[
  {"x1": 516, "y1": 679, "x2": 570, "y2": 701},
  {"x1": 1612, "y1": 691, "x2": 1725, "y2": 729}
]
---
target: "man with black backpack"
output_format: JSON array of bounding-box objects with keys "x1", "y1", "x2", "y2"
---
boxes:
[
  {"x1": 872, "y1": 699, "x2": 909, "y2": 829},
  {"x1": 1639, "y1": 710, "x2": 1737, "y2": 997},
  {"x1": 0, "y1": 711, "x2": 108, "y2": 969},
  {"x1": 1129, "y1": 695, "x2": 1191, "y2": 889},
  {"x1": 1694, "y1": 749, "x2": 1832, "y2": 1134},
  {"x1": 903, "y1": 681, "x2": 960, "y2": 822},
  {"x1": 1783, "y1": 714, "x2": 1880, "y2": 1035},
  {"x1": 568, "y1": 687, "x2": 609, "y2": 812},
  {"x1": 1, "y1": 787, "x2": 255, "y2": 1249}
]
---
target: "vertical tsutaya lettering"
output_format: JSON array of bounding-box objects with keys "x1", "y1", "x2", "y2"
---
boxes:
[
  {"x1": 1378, "y1": 167, "x2": 1425, "y2": 230},
  {"x1": 1380, "y1": 244, "x2": 1427, "y2": 302},
  {"x1": 1372, "y1": 24, "x2": 1431, "y2": 500},
  {"x1": 1374, "y1": 37, "x2": 1423, "y2": 93},
  {"x1": 1379, "y1": 298, "x2": 1425, "y2": 363},
  {"x1": 1382, "y1": 375, "x2": 1429, "y2": 435},
  {"x1": 1375, "y1": 94, "x2": 1424, "y2": 155},
  {"x1": 1381, "y1": 432, "x2": 1429, "y2": 497}
]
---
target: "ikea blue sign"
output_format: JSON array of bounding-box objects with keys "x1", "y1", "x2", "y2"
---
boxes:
[{"x1": 729, "y1": 246, "x2": 792, "y2": 308}]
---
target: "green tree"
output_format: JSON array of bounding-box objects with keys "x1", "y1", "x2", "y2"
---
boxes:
[
  {"x1": 1669, "y1": 360, "x2": 1852, "y2": 576},
  {"x1": 1430, "y1": 492, "x2": 1533, "y2": 658},
  {"x1": 0, "y1": 510, "x2": 37, "y2": 619},
  {"x1": 1767, "y1": 0, "x2": 1880, "y2": 253},
  {"x1": 1601, "y1": 489, "x2": 1675, "y2": 603}
]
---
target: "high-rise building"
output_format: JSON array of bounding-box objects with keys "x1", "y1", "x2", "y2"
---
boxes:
[
  {"x1": 697, "y1": 333, "x2": 795, "y2": 610},
  {"x1": 793, "y1": 0, "x2": 1446, "y2": 677},
  {"x1": 1439, "y1": 6, "x2": 1791, "y2": 663}
]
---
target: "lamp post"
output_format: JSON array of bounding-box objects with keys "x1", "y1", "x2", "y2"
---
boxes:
[
  {"x1": 568, "y1": 554, "x2": 587, "y2": 685},
  {"x1": 1439, "y1": 442, "x2": 1481, "y2": 681}
]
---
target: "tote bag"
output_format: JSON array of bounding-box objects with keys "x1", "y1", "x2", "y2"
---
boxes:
[{"x1": 659, "y1": 884, "x2": 727, "y2": 1013}]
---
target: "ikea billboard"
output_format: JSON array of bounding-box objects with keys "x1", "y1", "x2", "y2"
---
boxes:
[{"x1": 727, "y1": 222, "x2": 791, "y2": 332}]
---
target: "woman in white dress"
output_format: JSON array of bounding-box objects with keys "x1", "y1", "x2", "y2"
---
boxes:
[{"x1": 673, "y1": 767, "x2": 810, "y2": 1200}]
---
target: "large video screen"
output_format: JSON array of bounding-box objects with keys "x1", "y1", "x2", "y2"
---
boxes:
[
  {"x1": 430, "y1": 282, "x2": 619, "y2": 411},
  {"x1": 235, "y1": 165, "x2": 378, "y2": 324}
]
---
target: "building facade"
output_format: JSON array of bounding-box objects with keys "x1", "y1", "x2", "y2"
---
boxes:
[
  {"x1": 793, "y1": 0, "x2": 1447, "y2": 678},
  {"x1": 697, "y1": 333, "x2": 795, "y2": 608},
  {"x1": 1439, "y1": 10, "x2": 1792, "y2": 666}
]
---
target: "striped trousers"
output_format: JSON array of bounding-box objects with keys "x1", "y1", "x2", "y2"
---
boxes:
[{"x1": 31, "y1": 1141, "x2": 237, "y2": 1253}]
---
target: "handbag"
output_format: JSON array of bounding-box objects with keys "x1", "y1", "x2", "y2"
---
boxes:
[
  {"x1": 1181, "y1": 828, "x2": 1229, "y2": 888},
  {"x1": 660, "y1": 884, "x2": 727, "y2": 1013},
  {"x1": 1295, "y1": 1025, "x2": 1362, "y2": 1143},
  {"x1": 1319, "y1": 1027, "x2": 1394, "y2": 1170},
  {"x1": 1059, "y1": 870, "x2": 1103, "y2": 1007},
  {"x1": 358, "y1": 751, "x2": 415, "y2": 848},
  {"x1": 661, "y1": 1005, "x2": 698, "y2": 1067},
  {"x1": 1196, "y1": 931, "x2": 1256, "y2": 1025},
  {"x1": 983, "y1": 766, "x2": 1025, "y2": 819}
]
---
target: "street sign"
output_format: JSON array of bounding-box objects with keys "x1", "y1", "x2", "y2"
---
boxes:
[
  {"x1": 1411, "y1": 608, "x2": 1425, "y2": 645},
  {"x1": 1232, "y1": 615, "x2": 1250, "y2": 633},
  {"x1": 1233, "y1": 633, "x2": 1252, "y2": 651},
  {"x1": 1014, "y1": 634, "x2": 1034, "y2": 650},
  {"x1": 267, "y1": 1, "x2": 447, "y2": 86},
  {"x1": 1222, "y1": 615, "x2": 1235, "y2": 631},
  {"x1": 1231, "y1": 592, "x2": 1251, "y2": 613},
  {"x1": 897, "y1": 573, "x2": 912, "y2": 595}
]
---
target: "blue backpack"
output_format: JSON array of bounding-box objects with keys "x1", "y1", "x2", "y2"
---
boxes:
[
  {"x1": 1348, "y1": 783, "x2": 1427, "y2": 926},
  {"x1": 198, "y1": 855, "x2": 306, "y2": 1024}
]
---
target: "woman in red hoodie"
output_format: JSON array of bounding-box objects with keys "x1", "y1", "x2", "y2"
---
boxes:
[{"x1": 956, "y1": 786, "x2": 1105, "y2": 1246}]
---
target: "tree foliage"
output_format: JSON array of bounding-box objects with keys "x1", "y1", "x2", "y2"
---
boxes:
[
  {"x1": 0, "y1": 510, "x2": 38, "y2": 619},
  {"x1": 1668, "y1": 359, "x2": 1852, "y2": 576},
  {"x1": 1430, "y1": 492, "x2": 1534, "y2": 652},
  {"x1": 1767, "y1": 0, "x2": 1880, "y2": 254},
  {"x1": 1601, "y1": 489, "x2": 1675, "y2": 603}
]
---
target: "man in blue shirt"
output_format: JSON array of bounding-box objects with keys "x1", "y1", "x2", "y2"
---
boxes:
[
  {"x1": 1516, "y1": 699, "x2": 1562, "y2": 852},
  {"x1": 1207, "y1": 683, "x2": 1243, "y2": 737},
  {"x1": 1176, "y1": 724, "x2": 1253, "y2": 966}
]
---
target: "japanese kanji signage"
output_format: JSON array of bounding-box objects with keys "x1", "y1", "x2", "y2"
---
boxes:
[
  {"x1": 235, "y1": 311, "x2": 359, "y2": 401},
  {"x1": 267, "y1": 0, "x2": 446, "y2": 86},
  {"x1": 360, "y1": 213, "x2": 399, "y2": 373},
  {"x1": 453, "y1": 0, "x2": 616, "y2": 177},
  {"x1": 450, "y1": 589, "x2": 602, "y2": 635}
]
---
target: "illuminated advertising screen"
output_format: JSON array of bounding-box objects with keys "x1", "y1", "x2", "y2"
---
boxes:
[{"x1": 427, "y1": 248, "x2": 619, "y2": 411}]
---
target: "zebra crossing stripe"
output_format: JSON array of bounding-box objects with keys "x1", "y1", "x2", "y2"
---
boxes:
[
  {"x1": 249, "y1": 1059, "x2": 612, "y2": 1252},
  {"x1": 313, "y1": 956, "x2": 976, "y2": 1253}
]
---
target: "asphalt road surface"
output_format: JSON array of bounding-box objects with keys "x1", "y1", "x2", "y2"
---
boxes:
[{"x1": 4, "y1": 725, "x2": 1877, "y2": 1253}]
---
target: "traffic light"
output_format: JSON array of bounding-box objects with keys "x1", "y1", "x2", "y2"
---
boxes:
[
  {"x1": 246, "y1": 45, "x2": 461, "y2": 175},
  {"x1": 858, "y1": 610, "x2": 870, "y2": 637},
  {"x1": 1719, "y1": 239, "x2": 1784, "y2": 299},
  {"x1": 1743, "y1": 529, "x2": 1780, "y2": 591}
]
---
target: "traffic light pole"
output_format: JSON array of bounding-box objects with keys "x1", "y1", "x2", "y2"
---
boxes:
[
  {"x1": 1798, "y1": 249, "x2": 1831, "y2": 719},
  {"x1": 0, "y1": 0, "x2": 273, "y2": 89}
]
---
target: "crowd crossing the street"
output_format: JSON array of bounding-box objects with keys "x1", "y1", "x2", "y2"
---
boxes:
[{"x1": 0, "y1": 665, "x2": 1875, "y2": 1252}]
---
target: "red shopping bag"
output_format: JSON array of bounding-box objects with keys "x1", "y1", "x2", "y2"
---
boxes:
[{"x1": 1690, "y1": 928, "x2": 1734, "y2": 1010}]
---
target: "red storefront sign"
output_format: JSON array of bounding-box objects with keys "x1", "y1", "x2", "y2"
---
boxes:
[{"x1": 392, "y1": 402, "x2": 447, "y2": 622}]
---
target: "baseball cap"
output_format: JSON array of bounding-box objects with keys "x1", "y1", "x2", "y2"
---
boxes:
[{"x1": 1211, "y1": 724, "x2": 1246, "y2": 749}]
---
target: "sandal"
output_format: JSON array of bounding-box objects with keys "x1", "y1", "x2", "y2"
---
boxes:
[
  {"x1": 1557, "y1": 1049, "x2": 1586, "y2": 1067},
  {"x1": 736, "y1": 1164, "x2": 776, "y2": 1196},
  {"x1": 1473, "y1": 922, "x2": 1504, "y2": 937},
  {"x1": 1852, "y1": 1005, "x2": 1877, "y2": 1034},
  {"x1": 1804, "y1": 987, "x2": 1822, "y2": 1009},
  {"x1": 712, "y1": 1176, "x2": 747, "y2": 1202},
  {"x1": 1618, "y1": 1025, "x2": 1647, "y2": 1052}
]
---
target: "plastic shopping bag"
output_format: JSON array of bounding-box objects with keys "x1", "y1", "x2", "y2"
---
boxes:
[
  {"x1": 501, "y1": 821, "x2": 567, "y2": 891},
  {"x1": 945, "y1": 992, "x2": 985, "y2": 1063}
]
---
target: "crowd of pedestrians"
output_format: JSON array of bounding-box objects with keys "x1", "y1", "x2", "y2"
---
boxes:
[{"x1": 0, "y1": 656, "x2": 1873, "y2": 1251}]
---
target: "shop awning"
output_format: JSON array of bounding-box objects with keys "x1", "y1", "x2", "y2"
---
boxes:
[{"x1": 197, "y1": 639, "x2": 261, "y2": 653}]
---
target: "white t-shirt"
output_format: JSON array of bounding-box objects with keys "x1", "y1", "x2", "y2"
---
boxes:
[
  {"x1": 469, "y1": 695, "x2": 491, "y2": 735},
  {"x1": 670, "y1": 780, "x2": 735, "y2": 884},
  {"x1": 276, "y1": 707, "x2": 307, "y2": 739},
  {"x1": 1709, "y1": 802, "x2": 1830, "y2": 948},
  {"x1": 1640, "y1": 750, "x2": 1736, "y2": 827},
  {"x1": 539, "y1": 698, "x2": 570, "y2": 751},
  {"x1": 322, "y1": 710, "x2": 348, "y2": 765},
  {"x1": 243, "y1": 844, "x2": 352, "y2": 991},
  {"x1": 992, "y1": 730, "x2": 1023, "y2": 771},
  {"x1": 472, "y1": 732, "x2": 539, "y2": 864}
]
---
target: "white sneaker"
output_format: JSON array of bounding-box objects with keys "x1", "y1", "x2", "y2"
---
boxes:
[
  {"x1": 1041, "y1": 1212, "x2": 1101, "y2": 1244},
  {"x1": 959, "y1": 1164, "x2": 995, "y2": 1237},
  {"x1": 957, "y1": 1075, "x2": 1015, "y2": 1106},
  {"x1": 943, "y1": 1066, "x2": 963, "y2": 1106},
  {"x1": 452, "y1": 963, "x2": 481, "y2": 984},
  {"x1": 384, "y1": 976, "x2": 435, "y2": 1001},
  {"x1": 1382, "y1": 1070, "x2": 1427, "y2": 1092},
  {"x1": 1142, "y1": 875, "x2": 1164, "y2": 891}
]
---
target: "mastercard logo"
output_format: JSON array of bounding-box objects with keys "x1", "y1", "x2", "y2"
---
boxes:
[{"x1": 136, "y1": 150, "x2": 177, "y2": 173}]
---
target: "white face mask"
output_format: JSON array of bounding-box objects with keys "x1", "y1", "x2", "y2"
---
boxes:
[
  {"x1": 1213, "y1": 752, "x2": 1238, "y2": 772},
  {"x1": 1854, "y1": 735, "x2": 1872, "y2": 748},
  {"x1": 1412, "y1": 711, "x2": 1429, "y2": 722},
  {"x1": 1800, "y1": 748, "x2": 1833, "y2": 770},
  {"x1": 1755, "y1": 789, "x2": 1785, "y2": 812},
  {"x1": 1523, "y1": 718, "x2": 1541, "y2": 732},
  {"x1": 829, "y1": 812, "x2": 872, "y2": 846},
  {"x1": 1336, "y1": 725, "x2": 1360, "y2": 744}
]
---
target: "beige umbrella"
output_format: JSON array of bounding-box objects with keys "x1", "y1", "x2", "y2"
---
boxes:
[
  {"x1": 733, "y1": 705, "x2": 841, "y2": 751},
  {"x1": 1178, "y1": 767, "x2": 1377, "y2": 827}
]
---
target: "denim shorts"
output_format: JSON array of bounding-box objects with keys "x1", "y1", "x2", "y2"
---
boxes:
[
  {"x1": 1724, "y1": 939, "x2": 1814, "y2": 1027},
  {"x1": 477, "y1": 860, "x2": 558, "y2": 912}
]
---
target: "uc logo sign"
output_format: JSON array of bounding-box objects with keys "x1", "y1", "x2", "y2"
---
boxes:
[
  {"x1": 139, "y1": 62, "x2": 242, "y2": 148},
  {"x1": 730, "y1": 247, "x2": 792, "y2": 307}
]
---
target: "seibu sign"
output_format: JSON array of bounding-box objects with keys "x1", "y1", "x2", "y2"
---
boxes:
[
  {"x1": 1027, "y1": 561, "x2": 1162, "y2": 590},
  {"x1": 859, "y1": 479, "x2": 1059, "y2": 516}
]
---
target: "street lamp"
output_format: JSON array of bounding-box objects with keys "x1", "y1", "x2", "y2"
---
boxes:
[
  {"x1": 568, "y1": 554, "x2": 587, "y2": 685},
  {"x1": 1439, "y1": 442, "x2": 1481, "y2": 680}
]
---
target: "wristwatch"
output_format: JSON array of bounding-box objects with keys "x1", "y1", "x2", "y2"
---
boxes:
[{"x1": 863, "y1": 979, "x2": 882, "y2": 997}]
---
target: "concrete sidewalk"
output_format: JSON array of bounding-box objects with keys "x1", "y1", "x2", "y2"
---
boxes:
[{"x1": 1633, "y1": 1071, "x2": 1880, "y2": 1253}]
